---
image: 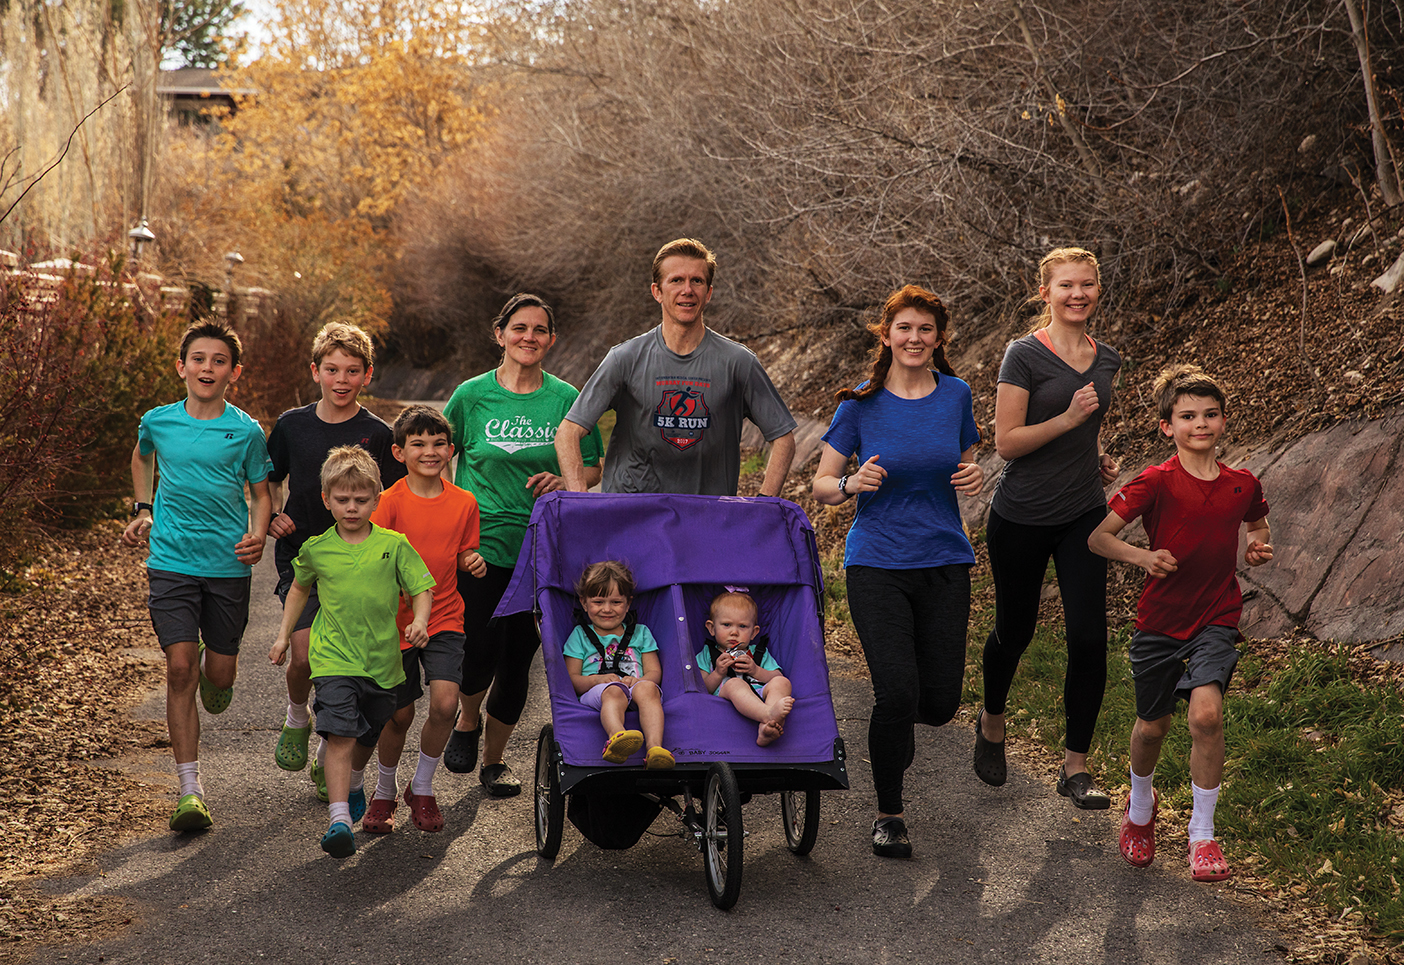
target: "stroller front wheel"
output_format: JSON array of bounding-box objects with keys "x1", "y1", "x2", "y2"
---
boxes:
[
  {"x1": 702, "y1": 762, "x2": 743, "y2": 909},
  {"x1": 780, "y1": 788, "x2": 820, "y2": 855},
  {"x1": 535, "y1": 724, "x2": 564, "y2": 859}
]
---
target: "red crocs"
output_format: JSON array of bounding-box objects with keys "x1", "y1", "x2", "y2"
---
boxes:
[
  {"x1": 1119, "y1": 790, "x2": 1157, "y2": 868},
  {"x1": 403, "y1": 786, "x2": 444, "y2": 833},
  {"x1": 1189, "y1": 838, "x2": 1232, "y2": 882},
  {"x1": 362, "y1": 797, "x2": 396, "y2": 834}
]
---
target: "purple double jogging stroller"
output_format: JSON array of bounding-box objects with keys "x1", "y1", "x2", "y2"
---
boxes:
[{"x1": 494, "y1": 492, "x2": 848, "y2": 909}]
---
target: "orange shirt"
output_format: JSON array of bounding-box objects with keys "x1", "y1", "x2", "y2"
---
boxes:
[{"x1": 370, "y1": 477, "x2": 480, "y2": 648}]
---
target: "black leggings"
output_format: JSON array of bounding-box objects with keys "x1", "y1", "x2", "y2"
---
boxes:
[
  {"x1": 981, "y1": 505, "x2": 1108, "y2": 755},
  {"x1": 459, "y1": 563, "x2": 540, "y2": 727},
  {"x1": 847, "y1": 564, "x2": 971, "y2": 816}
]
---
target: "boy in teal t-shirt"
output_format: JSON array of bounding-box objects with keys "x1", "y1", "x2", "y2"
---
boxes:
[
  {"x1": 121, "y1": 320, "x2": 273, "y2": 834},
  {"x1": 270, "y1": 446, "x2": 434, "y2": 858}
]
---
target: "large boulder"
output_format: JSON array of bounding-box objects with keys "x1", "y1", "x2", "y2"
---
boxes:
[{"x1": 1238, "y1": 409, "x2": 1404, "y2": 642}]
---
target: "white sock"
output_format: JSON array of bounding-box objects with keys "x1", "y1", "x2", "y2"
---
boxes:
[
  {"x1": 285, "y1": 701, "x2": 310, "y2": 729},
  {"x1": 199, "y1": 648, "x2": 207, "y2": 676},
  {"x1": 315, "y1": 739, "x2": 327, "y2": 767},
  {"x1": 1187, "y1": 782, "x2": 1220, "y2": 842},
  {"x1": 350, "y1": 767, "x2": 365, "y2": 792},
  {"x1": 410, "y1": 751, "x2": 440, "y2": 797},
  {"x1": 328, "y1": 802, "x2": 351, "y2": 827},
  {"x1": 1128, "y1": 768, "x2": 1155, "y2": 825},
  {"x1": 374, "y1": 762, "x2": 399, "y2": 801},
  {"x1": 176, "y1": 761, "x2": 203, "y2": 799}
]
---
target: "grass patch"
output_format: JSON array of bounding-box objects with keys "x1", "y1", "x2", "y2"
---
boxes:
[
  {"x1": 961, "y1": 601, "x2": 1404, "y2": 941},
  {"x1": 740, "y1": 450, "x2": 766, "y2": 476},
  {"x1": 823, "y1": 517, "x2": 1404, "y2": 943}
]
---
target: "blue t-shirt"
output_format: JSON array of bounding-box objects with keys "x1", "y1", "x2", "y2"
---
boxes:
[
  {"x1": 563, "y1": 623, "x2": 659, "y2": 678},
  {"x1": 821, "y1": 375, "x2": 980, "y2": 569},
  {"x1": 138, "y1": 401, "x2": 273, "y2": 578}
]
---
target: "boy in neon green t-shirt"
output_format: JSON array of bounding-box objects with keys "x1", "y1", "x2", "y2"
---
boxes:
[{"x1": 270, "y1": 446, "x2": 434, "y2": 858}]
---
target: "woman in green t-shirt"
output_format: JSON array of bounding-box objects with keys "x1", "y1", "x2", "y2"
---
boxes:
[{"x1": 441, "y1": 294, "x2": 604, "y2": 796}]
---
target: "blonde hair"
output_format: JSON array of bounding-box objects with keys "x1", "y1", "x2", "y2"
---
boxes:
[
  {"x1": 709, "y1": 590, "x2": 758, "y2": 623},
  {"x1": 652, "y1": 238, "x2": 716, "y2": 289},
  {"x1": 311, "y1": 321, "x2": 375, "y2": 368},
  {"x1": 320, "y1": 445, "x2": 381, "y2": 494},
  {"x1": 1152, "y1": 363, "x2": 1227, "y2": 422},
  {"x1": 1025, "y1": 247, "x2": 1102, "y2": 334}
]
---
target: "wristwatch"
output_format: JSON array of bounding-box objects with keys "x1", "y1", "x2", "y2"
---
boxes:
[
  {"x1": 130, "y1": 501, "x2": 153, "y2": 518},
  {"x1": 838, "y1": 474, "x2": 850, "y2": 497}
]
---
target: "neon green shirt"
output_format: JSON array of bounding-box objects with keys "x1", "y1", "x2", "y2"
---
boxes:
[{"x1": 292, "y1": 524, "x2": 435, "y2": 689}]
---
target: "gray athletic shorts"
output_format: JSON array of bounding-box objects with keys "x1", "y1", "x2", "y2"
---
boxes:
[
  {"x1": 274, "y1": 560, "x2": 320, "y2": 634},
  {"x1": 1129, "y1": 624, "x2": 1240, "y2": 721},
  {"x1": 391, "y1": 631, "x2": 466, "y2": 709},
  {"x1": 147, "y1": 568, "x2": 251, "y2": 654},
  {"x1": 312, "y1": 675, "x2": 397, "y2": 746}
]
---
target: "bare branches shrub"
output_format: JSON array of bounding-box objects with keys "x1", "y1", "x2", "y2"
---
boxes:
[
  {"x1": 395, "y1": 0, "x2": 1402, "y2": 379},
  {"x1": 0, "y1": 257, "x2": 182, "y2": 551}
]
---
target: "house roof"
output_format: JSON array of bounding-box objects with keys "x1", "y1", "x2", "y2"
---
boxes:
[{"x1": 157, "y1": 68, "x2": 257, "y2": 98}]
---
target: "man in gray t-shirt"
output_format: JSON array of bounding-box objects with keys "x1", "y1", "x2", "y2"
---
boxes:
[{"x1": 556, "y1": 239, "x2": 797, "y2": 497}]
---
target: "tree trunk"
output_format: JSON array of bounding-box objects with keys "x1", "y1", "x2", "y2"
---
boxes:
[{"x1": 1343, "y1": 0, "x2": 1403, "y2": 207}]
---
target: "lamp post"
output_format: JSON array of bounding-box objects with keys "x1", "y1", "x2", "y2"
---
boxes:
[
  {"x1": 128, "y1": 220, "x2": 155, "y2": 262},
  {"x1": 224, "y1": 251, "x2": 244, "y2": 293}
]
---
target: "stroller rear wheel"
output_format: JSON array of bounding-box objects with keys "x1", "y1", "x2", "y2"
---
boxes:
[
  {"x1": 535, "y1": 724, "x2": 564, "y2": 859},
  {"x1": 780, "y1": 788, "x2": 820, "y2": 855},
  {"x1": 702, "y1": 762, "x2": 743, "y2": 909}
]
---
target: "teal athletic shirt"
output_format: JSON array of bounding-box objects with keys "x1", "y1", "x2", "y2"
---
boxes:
[{"x1": 137, "y1": 400, "x2": 273, "y2": 579}]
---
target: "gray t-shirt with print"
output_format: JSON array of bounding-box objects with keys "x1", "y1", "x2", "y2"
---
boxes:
[
  {"x1": 565, "y1": 325, "x2": 797, "y2": 496},
  {"x1": 990, "y1": 332, "x2": 1122, "y2": 526}
]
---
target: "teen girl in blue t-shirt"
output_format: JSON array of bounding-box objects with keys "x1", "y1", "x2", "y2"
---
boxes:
[{"x1": 812, "y1": 285, "x2": 984, "y2": 860}]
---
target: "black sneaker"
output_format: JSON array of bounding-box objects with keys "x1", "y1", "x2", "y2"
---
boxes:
[{"x1": 872, "y1": 816, "x2": 913, "y2": 859}]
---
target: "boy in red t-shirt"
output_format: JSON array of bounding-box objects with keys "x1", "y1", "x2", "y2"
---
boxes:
[
  {"x1": 365, "y1": 406, "x2": 486, "y2": 833},
  {"x1": 1089, "y1": 364, "x2": 1273, "y2": 884}
]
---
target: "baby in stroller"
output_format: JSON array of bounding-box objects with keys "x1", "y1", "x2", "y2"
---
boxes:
[
  {"x1": 563, "y1": 561, "x2": 675, "y2": 769},
  {"x1": 696, "y1": 590, "x2": 795, "y2": 746}
]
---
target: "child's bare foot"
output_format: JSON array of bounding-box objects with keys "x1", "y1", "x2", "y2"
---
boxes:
[{"x1": 757, "y1": 697, "x2": 794, "y2": 746}]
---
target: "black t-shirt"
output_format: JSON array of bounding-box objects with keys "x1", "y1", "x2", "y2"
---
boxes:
[{"x1": 266, "y1": 403, "x2": 405, "y2": 556}]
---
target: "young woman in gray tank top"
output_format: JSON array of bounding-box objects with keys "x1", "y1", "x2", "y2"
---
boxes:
[{"x1": 972, "y1": 248, "x2": 1121, "y2": 809}]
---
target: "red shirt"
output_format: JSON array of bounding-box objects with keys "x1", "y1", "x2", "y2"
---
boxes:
[
  {"x1": 1109, "y1": 455, "x2": 1268, "y2": 640},
  {"x1": 371, "y1": 477, "x2": 480, "y2": 648}
]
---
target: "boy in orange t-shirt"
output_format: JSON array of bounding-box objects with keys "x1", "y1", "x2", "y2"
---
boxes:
[{"x1": 365, "y1": 405, "x2": 486, "y2": 833}]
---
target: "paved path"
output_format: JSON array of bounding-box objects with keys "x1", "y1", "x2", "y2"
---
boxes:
[{"x1": 31, "y1": 555, "x2": 1285, "y2": 965}]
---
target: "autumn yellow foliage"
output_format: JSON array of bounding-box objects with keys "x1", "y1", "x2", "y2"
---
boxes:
[{"x1": 159, "y1": 0, "x2": 491, "y2": 337}]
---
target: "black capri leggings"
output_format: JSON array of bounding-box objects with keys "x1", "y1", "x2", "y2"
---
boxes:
[
  {"x1": 981, "y1": 504, "x2": 1108, "y2": 755},
  {"x1": 847, "y1": 564, "x2": 971, "y2": 816},
  {"x1": 459, "y1": 562, "x2": 540, "y2": 727}
]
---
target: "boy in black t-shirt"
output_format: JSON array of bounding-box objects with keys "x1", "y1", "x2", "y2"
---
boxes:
[{"x1": 266, "y1": 322, "x2": 405, "y2": 811}]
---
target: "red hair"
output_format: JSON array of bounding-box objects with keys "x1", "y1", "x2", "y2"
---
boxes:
[{"x1": 834, "y1": 285, "x2": 957, "y2": 403}]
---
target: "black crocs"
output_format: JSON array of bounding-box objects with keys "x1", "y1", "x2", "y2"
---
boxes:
[
  {"x1": 1056, "y1": 765, "x2": 1111, "y2": 810},
  {"x1": 973, "y1": 709, "x2": 1007, "y2": 787},
  {"x1": 444, "y1": 722, "x2": 481, "y2": 774},
  {"x1": 872, "y1": 816, "x2": 913, "y2": 859}
]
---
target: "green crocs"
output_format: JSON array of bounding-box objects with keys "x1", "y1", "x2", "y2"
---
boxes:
[
  {"x1": 169, "y1": 793, "x2": 213, "y2": 832},
  {"x1": 197, "y1": 642, "x2": 233, "y2": 715},
  {"x1": 275, "y1": 724, "x2": 311, "y2": 771},
  {"x1": 310, "y1": 762, "x2": 329, "y2": 803}
]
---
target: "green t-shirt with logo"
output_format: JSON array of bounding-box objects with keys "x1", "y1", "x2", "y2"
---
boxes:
[
  {"x1": 443, "y1": 371, "x2": 603, "y2": 569},
  {"x1": 292, "y1": 524, "x2": 435, "y2": 689}
]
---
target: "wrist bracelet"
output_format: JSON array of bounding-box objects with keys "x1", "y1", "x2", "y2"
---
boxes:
[{"x1": 837, "y1": 474, "x2": 850, "y2": 497}]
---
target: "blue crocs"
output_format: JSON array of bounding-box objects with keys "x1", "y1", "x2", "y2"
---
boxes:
[
  {"x1": 320, "y1": 821, "x2": 355, "y2": 858},
  {"x1": 348, "y1": 786, "x2": 367, "y2": 823}
]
